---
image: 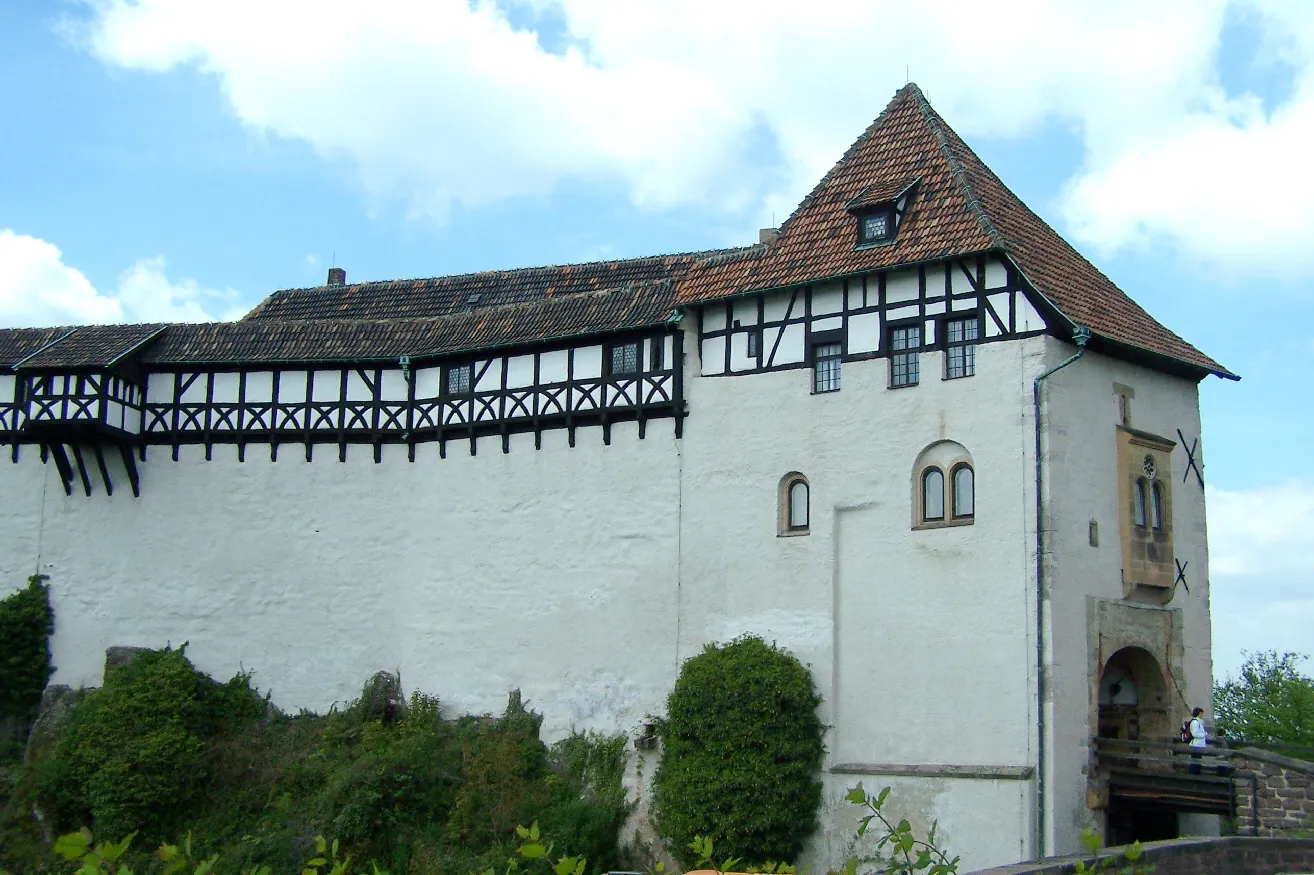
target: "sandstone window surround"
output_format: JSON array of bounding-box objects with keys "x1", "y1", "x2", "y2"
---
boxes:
[
  {"x1": 778, "y1": 472, "x2": 810, "y2": 536},
  {"x1": 912, "y1": 440, "x2": 974, "y2": 530}
]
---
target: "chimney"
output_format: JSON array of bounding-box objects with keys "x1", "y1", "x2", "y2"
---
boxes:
[
  {"x1": 327, "y1": 267, "x2": 346, "y2": 286},
  {"x1": 759, "y1": 227, "x2": 780, "y2": 245}
]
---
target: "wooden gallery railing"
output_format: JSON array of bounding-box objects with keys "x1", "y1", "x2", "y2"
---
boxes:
[{"x1": 1090, "y1": 736, "x2": 1256, "y2": 828}]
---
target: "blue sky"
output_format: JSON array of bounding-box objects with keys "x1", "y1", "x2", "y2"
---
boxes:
[{"x1": 1, "y1": 0, "x2": 1310, "y2": 680}]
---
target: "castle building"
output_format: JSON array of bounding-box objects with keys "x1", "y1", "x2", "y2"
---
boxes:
[{"x1": 0, "y1": 85, "x2": 1235, "y2": 870}]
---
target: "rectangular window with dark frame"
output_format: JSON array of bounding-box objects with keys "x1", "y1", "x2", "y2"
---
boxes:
[
  {"x1": 650, "y1": 338, "x2": 664, "y2": 371},
  {"x1": 812, "y1": 342, "x2": 842, "y2": 393},
  {"x1": 944, "y1": 316, "x2": 979, "y2": 379},
  {"x1": 890, "y1": 325, "x2": 921, "y2": 387},
  {"x1": 445, "y1": 363, "x2": 473, "y2": 395},
  {"x1": 746, "y1": 329, "x2": 759, "y2": 360},
  {"x1": 610, "y1": 341, "x2": 639, "y2": 376}
]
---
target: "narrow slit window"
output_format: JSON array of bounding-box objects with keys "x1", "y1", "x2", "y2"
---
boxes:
[
  {"x1": 1151, "y1": 482, "x2": 1164, "y2": 531},
  {"x1": 922, "y1": 468, "x2": 945, "y2": 521},
  {"x1": 945, "y1": 317, "x2": 979, "y2": 379},
  {"x1": 1133, "y1": 478, "x2": 1148, "y2": 528},
  {"x1": 891, "y1": 325, "x2": 921, "y2": 387},
  {"x1": 610, "y1": 342, "x2": 639, "y2": 376},
  {"x1": 787, "y1": 478, "x2": 809, "y2": 531},
  {"x1": 813, "y1": 343, "x2": 842, "y2": 393},
  {"x1": 747, "y1": 330, "x2": 759, "y2": 359},
  {"x1": 952, "y1": 464, "x2": 974, "y2": 518},
  {"x1": 446, "y1": 364, "x2": 473, "y2": 396},
  {"x1": 650, "y1": 339, "x2": 664, "y2": 371}
]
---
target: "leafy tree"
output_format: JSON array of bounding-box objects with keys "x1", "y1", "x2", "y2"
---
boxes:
[{"x1": 1214, "y1": 651, "x2": 1314, "y2": 748}]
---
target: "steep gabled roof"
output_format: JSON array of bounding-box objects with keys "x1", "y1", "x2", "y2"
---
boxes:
[
  {"x1": 677, "y1": 84, "x2": 1233, "y2": 380},
  {"x1": 246, "y1": 249, "x2": 747, "y2": 322}
]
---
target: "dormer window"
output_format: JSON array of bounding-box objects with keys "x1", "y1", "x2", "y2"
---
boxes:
[
  {"x1": 846, "y1": 177, "x2": 918, "y2": 249},
  {"x1": 857, "y1": 209, "x2": 894, "y2": 246}
]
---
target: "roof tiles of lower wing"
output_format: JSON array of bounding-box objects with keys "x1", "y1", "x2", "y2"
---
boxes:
[
  {"x1": 0, "y1": 282, "x2": 682, "y2": 370},
  {"x1": 244, "y1": 247, "x2": 753, "y2": 322}
]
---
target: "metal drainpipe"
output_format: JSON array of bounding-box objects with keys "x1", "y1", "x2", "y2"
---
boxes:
[{"x1": 1031, "y1": 324, "x2": 1092, "y2": 860}]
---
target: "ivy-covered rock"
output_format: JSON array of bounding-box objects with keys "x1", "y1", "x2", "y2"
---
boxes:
[
  {"x1": 653, "y1": 635, "x2": 825, "y2": 867},
  {"x1": 0, "y1": 575, "x2": 56, "y2": 738}
]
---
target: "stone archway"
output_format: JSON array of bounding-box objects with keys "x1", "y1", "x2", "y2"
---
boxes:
[{"x1": 1097, "y1": 646, "x2": 1171, "y2": 742}]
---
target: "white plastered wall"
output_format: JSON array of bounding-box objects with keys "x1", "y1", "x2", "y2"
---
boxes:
[
  {"x1": 1036, "y1": 336, "x2": 1215, "y2": 853},
  {"x1": 0, "y1": 323, "x2": 1220, "y2": 873},
  {"x1": 677, "y1": 330, "x2": 1048, "y2": 871}
]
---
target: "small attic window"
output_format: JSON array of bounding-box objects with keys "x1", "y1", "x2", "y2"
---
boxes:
[
  {"x1": 856, "y1": 207, "x2": 895, "y2": 246},
  {"x1": 846, "y1": 177, "x2": 919, "y2": 249},
  {"x1": 861, "y1": 207, "x2": 893, "y2": 241}
]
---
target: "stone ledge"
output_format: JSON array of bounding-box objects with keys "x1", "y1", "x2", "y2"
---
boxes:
[
  {"x1": 829, "y1": 763, "x2": 1034, "y2": 780},
  {"x1": 1239, "y1": 747, "x2": 1314, "y2": 776}
]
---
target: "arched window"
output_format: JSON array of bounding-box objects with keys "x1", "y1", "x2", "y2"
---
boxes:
[
  {"x1": 952, "y1": 464, "x2": 974, "y2": 519},
  {"x1": 922, "y1": 468, "x2": 945, "y2": 521},
  {"x1": 779, "y1": 473, "x2": 810, "y2": 535},
  {"x1": 912, "y1": 440, "x2": 974, "y2": 529},
  {"x1": 1151, "y1": 482, "x2": 1164, "y2": 531},
  {"x1": 1133, "y1": 478, "x2": 1148, "y2": 528}
]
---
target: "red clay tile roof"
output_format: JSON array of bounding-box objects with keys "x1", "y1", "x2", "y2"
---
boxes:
[
  {"x1": 245, "y1": 250, "x2": 746, "y2": 322},
  {"x1": 141, "y1": 282, "x2": 678, "y2": 365},
  {"x1": 676, "y1": 84, "x2": 1233, "y2": 379},
  {"x1": 15, "y1": 324, "x2": 167, "y2": 370},
  {"x1": 844, "y1": 177, "x2": 920, "y2": 211}
]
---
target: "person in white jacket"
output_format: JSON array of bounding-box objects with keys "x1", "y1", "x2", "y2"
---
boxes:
[{"x1": 1188, "y1": 707, "x2": 1208, "y2": 774}]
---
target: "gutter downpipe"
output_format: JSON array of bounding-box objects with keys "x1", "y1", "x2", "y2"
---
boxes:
[{"x1": 1032, "y1": 324, "x2": 1091, "y2": 860}]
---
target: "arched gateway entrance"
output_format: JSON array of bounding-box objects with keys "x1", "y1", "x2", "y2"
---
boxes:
[
  {"x1": 1097, "y1": 646, "x2": 1170, "y2": 741},
  {"x1": 1097, "y1": 646, "x2": 1179, "y2": 843}
]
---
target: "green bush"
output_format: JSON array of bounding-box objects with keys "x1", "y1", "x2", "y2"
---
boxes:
[
  {"x1": 6, "y1": 654, "x2": 633, "y2": 875},
  {"x1": 0, "y1": 575, "x2": 55, "y2": 733},
  {"x1": 653, "y1": 635, "x2": 825, "y2": 867},
  {"x1": 39, "y1": 646, "x2": 214, "y2": 842}
]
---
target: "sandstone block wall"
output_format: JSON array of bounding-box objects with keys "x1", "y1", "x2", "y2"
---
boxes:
[
  {"x1": 967, "y1": 836, "x2": 1314, "y2": 875},
  {"x1": 1234, "y1": 747, "x2": 1314, "y2": 837}
]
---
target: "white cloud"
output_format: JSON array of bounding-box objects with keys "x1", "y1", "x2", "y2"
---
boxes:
[
  {"x1": 0, "y1": 229, "x2": 241, "y2": 328},
  {"x1": 67, "y1": 0, "x2": 1314, "y2": 273},
  {"x1": 115, "y1": 256, "x2": 245, "y2": 322},
  {"x1": 1207, "y1": 481, "x2": 1314, "y2": 677}
]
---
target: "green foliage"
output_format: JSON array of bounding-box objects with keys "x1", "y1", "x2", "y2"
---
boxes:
[
  {"x1": 0, "y1": 575, "x2": 56, "y2": 732},
  {"x1": 1214, "y1": 651, "x2": 1314, "y2": 748},
  {"x1": 47, "y1": 826, "x2": 389, "y2": 875},
  {"x1": 38, "y1": 646, "x2": 228, "y2": 843},
  {"x1": 4, "y1": 659, "x2": 631, "y2": 875},
  {"x1": 1071, "y1": 828, "x2": 1154, "y2": 875},
  {"x1": 653, "y1": 636, "x2": 825, "y2": 868},
  {"x1": 836, "y1": 783, "x2": 959, "y2": 875}
]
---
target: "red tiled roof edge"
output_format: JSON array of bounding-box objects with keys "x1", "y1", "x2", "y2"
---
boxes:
[{"x1": 908, "y1": 88, "x2": 1235, "y2": 380}]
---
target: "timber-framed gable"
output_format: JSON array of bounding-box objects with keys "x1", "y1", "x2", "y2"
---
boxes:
[{"x1": 695, "y1": 251, "x2": 1047, "y2": 378}]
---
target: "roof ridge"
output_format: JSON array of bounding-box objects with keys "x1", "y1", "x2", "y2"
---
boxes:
[
  {"x1": 219, "y1": 280, "x2": 677, "y2": 332},
  {"x1": 264, "y1": 246, "x2": 752, "y2": 297},
  {"x1": 909, "y1": 88, "x2": 1006, "y2": 250}
]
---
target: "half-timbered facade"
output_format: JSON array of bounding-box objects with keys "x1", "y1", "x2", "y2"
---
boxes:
[{"x1": 0, "y1": 85, "x2": 1235, "y2": 870}]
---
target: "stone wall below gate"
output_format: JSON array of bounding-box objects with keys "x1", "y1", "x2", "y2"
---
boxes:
[
  {"x1": 966, "y1": 836, "x2": 1314, "y2": 875},
  {"x1": 1234, "y1": 747, "x2": 1314, "y2": 837}
]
